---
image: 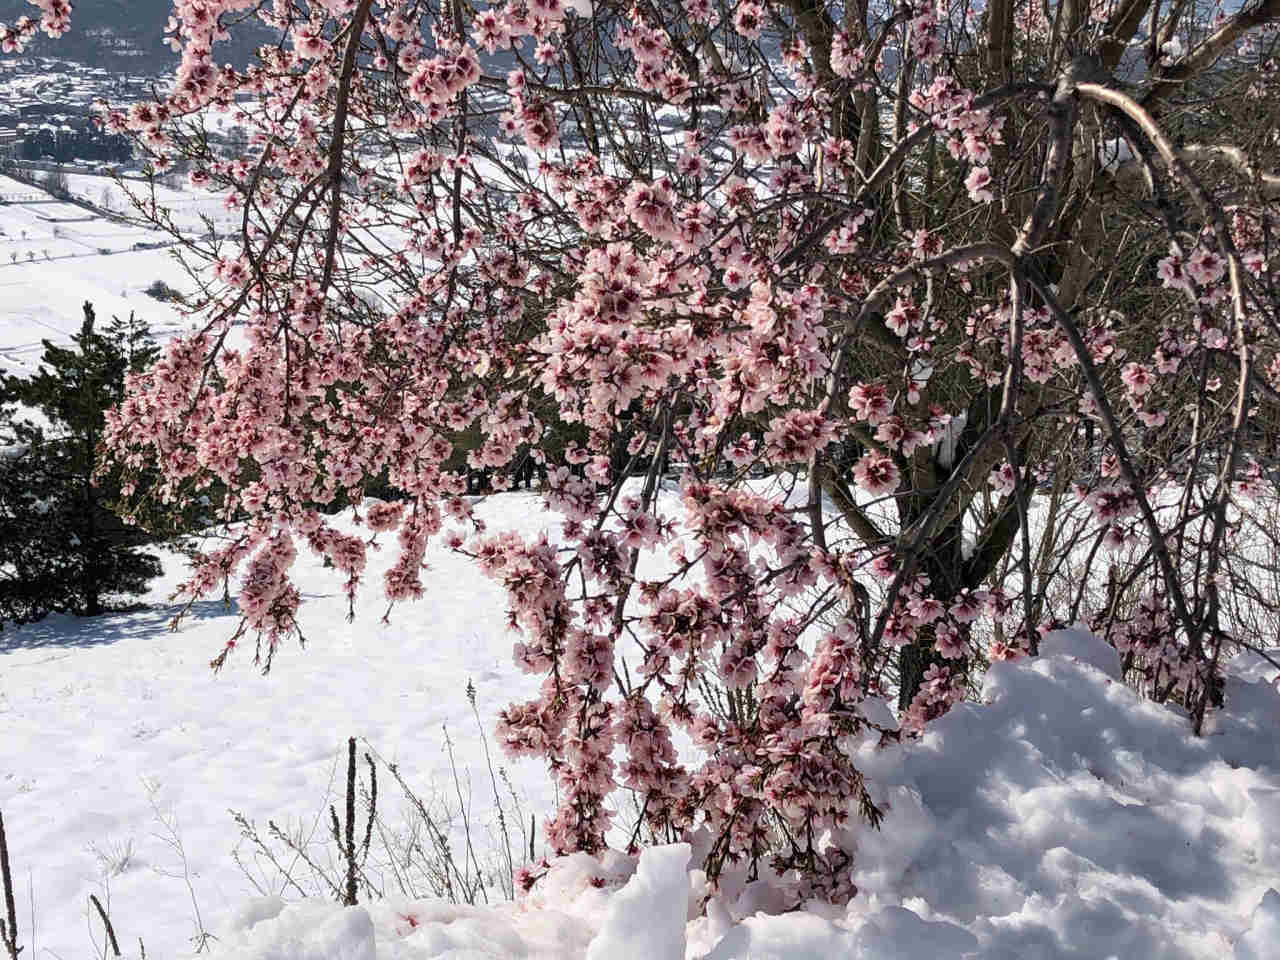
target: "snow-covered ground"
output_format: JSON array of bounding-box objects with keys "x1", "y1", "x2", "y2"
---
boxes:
[
  {"x1": 62, "y1": 171, "x2": 243, "y2": 236},
  {"x1": 0, "y1": 179, "x2": 194, "y2": 378},
  {"x1": 0, "y1": 177, "x2": 175, "y2": 260},
  {"x1": 1, "y1": 499, "x2": 557, "y2": 960},
  {"x1": 1, "y1": 489, "x2": 1278, "y2": 959}
]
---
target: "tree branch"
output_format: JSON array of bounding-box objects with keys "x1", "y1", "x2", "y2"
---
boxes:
[
  {"x1": 321, "y1": 0, "x2": 375, "y2": 294},
  {"x1": 779, "y1": 83, "x2": 1052, "y2": 270},
  {"x1": 1109, "y1": 143, "x2": 1280, "y2": 199},
  {"x1": 1099, "y1": 0, "x2": 1156, "y2": 69},
  {"x1": 1019, "y1": 265, "x2": 1198, "y2": 646},
  {"x1": 814, "y1": 459, "x2": 889, "y2": 546},
  {"x1": 1143, "y1": 0, "x2": 1280, "y2": 105}
]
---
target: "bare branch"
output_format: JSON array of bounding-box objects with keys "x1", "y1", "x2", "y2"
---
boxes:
[
  {"x1": 1099, "y1": 0, "x2": 1157, "y2": 68},
  {"x1": 1111, "y1": 143, "x2": 1280, "y2": 200},
  {"x1": 1020, "y1": 267, "x2": 1198, "y2": 643},
  {"x1": 1144, "y1": 0, "x2": 1280, "y2": 102},
  {"x1": 321, "y1": 0, "x2": 375, "y2": 293},
  {"x1": 0, "y1": 809, "x2": 20, "y2": 960}
]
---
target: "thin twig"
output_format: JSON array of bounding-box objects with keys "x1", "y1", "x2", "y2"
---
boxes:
[
  {"x1": 321, "y1": 0, "x2": 376, "y2": 293},
  {"x1": 360, "y1": 752, "x2": 377, "y2": 867},
  {"x1": 344, "y1": 737, "x2": 358, "y2": 906},
  {"x1": 0, "y1": 810, "x2": 21, "y2": 960},
  {"x1": 87, "y1": 895, "x2": 119, "y2": 959}
]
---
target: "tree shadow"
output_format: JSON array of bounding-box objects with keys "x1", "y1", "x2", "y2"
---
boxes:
[{"x1": 0, "y1": 598, "x2": 239, "y2": 654}]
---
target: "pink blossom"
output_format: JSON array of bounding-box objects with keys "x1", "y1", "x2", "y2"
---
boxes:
[
  {"x1": 1156, "y1": 253, "x2": 1193, "y2": 293},
  {"x1": 848, "y1": 382, "x2": 893, "y2": 425},
  {"x1": 1185, "y1": 248, "x2": 1226, "y2": 286},
  {"x1": 989, "y1": 461, "x2": 1016, "y2": 495},
  {"x1": 733, "y1": 2, "x2": 764, "y2": 39},
  {"x1": 965, "y1": 166, "x2": 995, "y2": 203},
  {"x1": 852, "y1": 452, "x2": 900, "y2": 495},
  {"x1": 1120, "y1": 362, "x2": 1155, "y2": 397}
]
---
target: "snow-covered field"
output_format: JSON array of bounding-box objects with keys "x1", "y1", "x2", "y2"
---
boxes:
[
  {"x1": 1, "y1": 500, "x2": 556, "y2": 959},
  {"x1": 63, "y1": 172, "x2": 243, "y2": 236},
  {"x1": 0, "y1": 251, "x2": 191, "y2": 378},
  {"x1": 0, "y1": 179, "x2": 194, "y2": 377},
  {"x1": 0, "y1": 176, "x2": 175, "y2": 260}
]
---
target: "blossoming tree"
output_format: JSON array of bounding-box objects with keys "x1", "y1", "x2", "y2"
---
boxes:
[{"x1": 11, "y1": 0, "x2": 1277, "y2": 901}]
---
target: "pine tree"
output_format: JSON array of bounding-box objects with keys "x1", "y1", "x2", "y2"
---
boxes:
[{"x1": 0, "y1": 302, "x2": 162, "y2": 628}]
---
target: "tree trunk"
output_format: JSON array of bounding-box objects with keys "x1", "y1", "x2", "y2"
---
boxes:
[{"x1": 896, "y1": 511, "x2": 968, "y2": 710}]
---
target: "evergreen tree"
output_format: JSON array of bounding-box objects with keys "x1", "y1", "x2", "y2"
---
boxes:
[{"x1": 0, "y1": 302, "x2": 161, "y2": 628}]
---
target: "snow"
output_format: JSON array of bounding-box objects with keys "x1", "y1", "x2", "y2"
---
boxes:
[
  {"x1": 0, "y1": 500, "x2": 557, "y2": 960},
  {"x1": 0, "y1": 186, "x2": 193, "y2": 376},
  {"x1": 1235, "y1": 889, "x2": 1280, "y2": 960},
  {"x1": 0, "y1": 177, "x2": 176, "y2": 259},
  {"x1": 1161, "y1": 36, "x2": 1185, "y2": 64},
  {"x1": 845, "y1": 632, "x2": 1280, "y2": 959},
  {"x1": 934, "y1": 410, "x2": 966, "y2": 471},
  {"x1": 1098, "y1": 137, "x2": 1134, "y2": 173},
  {"x1": 216, "y1": 895, "x2": 593, "y2": 958},
  {"x1": 1037, "y1": 625, "x2": 1121, "y2": 678},
  {"x1": 61, "y1": 171, "x2": 242, "y2": 236},
  {"x1": 586, "y1": 844, "x2": 691, "y2": 960}
]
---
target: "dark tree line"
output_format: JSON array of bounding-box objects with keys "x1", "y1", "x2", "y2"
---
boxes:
[
  {"x1": 18, "y1": 125, "x2": 132, "y2": 165},
  {"x1": 0, "y1": 302, "x2": 161, "y2": 628}
]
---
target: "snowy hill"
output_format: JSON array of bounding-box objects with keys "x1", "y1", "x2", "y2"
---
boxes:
[{"x1": 0, "y1": 173, "x2": 202, "y2": 377}]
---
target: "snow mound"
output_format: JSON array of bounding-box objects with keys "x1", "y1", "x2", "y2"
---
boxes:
[
  {"x1": 221, "y1": 902, "x2": 376, "y2": 960},
  {"x1": 1235, "y1": 888, "x2": 1280, "y2": 960},
  {"x1": 698, "y1": 904, "x2": 976, "y2": 960},
  {"x1": 587, "y1": 844, "x2": 691, "y2": 960},
  {"x1": 215, "y1": 896, "x2": 597, "y2": 959},
  {"x1": 849, "y1": 638, "x2": 1280, "y2": 958},
  {"x1": 1038, "y1": 625, "x2": 1121, "y2": 678}
]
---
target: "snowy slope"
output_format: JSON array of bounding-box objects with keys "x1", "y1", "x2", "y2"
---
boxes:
[
  {"x1": 1, "y1": 488, "x2": 1278, "y2": 959},
  {"x1": 205, "y1": 626, "x2": 1280, "y2": 960},
  {"x1": 0, "y1": 497, "x2": 559, "y2": 960},
  {"x1": 0, "y1": 179, "x2": 194, "y2": 377}
]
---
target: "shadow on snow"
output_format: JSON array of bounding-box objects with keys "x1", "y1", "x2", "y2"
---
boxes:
[{"x1": 0, "y1": 598, "x2": 239, "y2": 654}]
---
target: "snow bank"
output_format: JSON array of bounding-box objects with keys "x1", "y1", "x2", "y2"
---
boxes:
[
  {"x1": 586, "y1": 844, "x2": 691, "y2": 960},
  {"x1": 1235, "y1": 889, "x2": 1280, "y2": 960},
  {"x1": 201, "y1": 628, "x2": 1280, "y2": 959},
  {"x1": 848, "y1": 625, "x2": 1280, "y2": 958}
]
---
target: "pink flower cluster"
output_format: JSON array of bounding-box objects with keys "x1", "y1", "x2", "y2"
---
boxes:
[
  {"x1": 901, "y1": 664, "x2": 964, "y2": 732},
  {"x1": 407, "y1": 47, "x2": 481, "y2": 109},
  {"x1": 501, "y1": 70, "x2": 559, "y2": 150}
]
